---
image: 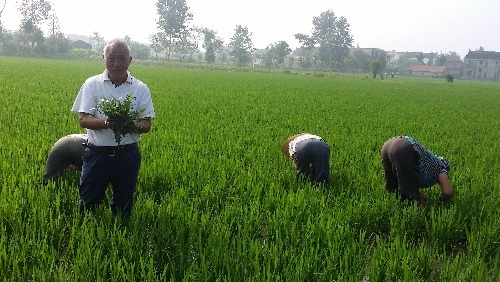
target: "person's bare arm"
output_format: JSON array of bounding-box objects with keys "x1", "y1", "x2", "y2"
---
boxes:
[
  {"x1": 438, "y1": 172, "x2": 454, "y2": 201},
  {"x1": 78, "y1": 112, "x2": 109, "y2": 130}
]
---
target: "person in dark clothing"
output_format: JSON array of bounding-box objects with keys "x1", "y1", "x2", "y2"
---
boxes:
[
  {"x1": 381, "y1": 136, "x2": 454, "y2": 204},
  {"x1": 42, "y1": 134, "x2": 87, "y2": 184},
  {"x1": 281, "y1": 133, "x2": 330, "y2": 187}
]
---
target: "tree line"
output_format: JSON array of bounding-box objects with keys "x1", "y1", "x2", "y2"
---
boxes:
[{"x1": 0, "y1": 0, "x2": 462, "y2": 73}]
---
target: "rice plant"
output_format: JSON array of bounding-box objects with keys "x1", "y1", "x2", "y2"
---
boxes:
[{"x1": 0, "y1": 56, "x2": 499, "y2": 281}]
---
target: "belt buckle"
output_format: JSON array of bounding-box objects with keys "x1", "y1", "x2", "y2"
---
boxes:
[{"x1": 109, "y1": 148, "x2": 118, "y2": 157}]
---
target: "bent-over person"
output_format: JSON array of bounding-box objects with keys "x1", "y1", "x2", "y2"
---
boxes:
[
  {"x1": 281, "y1": 133, "x2": 330, "y2": 187},
  {"x1": 381, "y1": 136, "x2": 454, "y2": 204},
  {"x1": 43, "y1": 134, "x2": 87, "y2": 184}
]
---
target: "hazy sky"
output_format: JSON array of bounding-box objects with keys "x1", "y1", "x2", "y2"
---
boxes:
[{"x1": 2, "y1": 0, "x2": 499, "y2": 58}]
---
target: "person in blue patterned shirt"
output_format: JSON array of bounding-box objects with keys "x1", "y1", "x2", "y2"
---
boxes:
[{"x1": 380, "y1": 136, "x2": 454, "y2": 204}]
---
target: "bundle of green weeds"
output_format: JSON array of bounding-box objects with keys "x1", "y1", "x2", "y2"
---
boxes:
[{"x1": 97, "y1": 94, "x2": 144, "y2": 145}]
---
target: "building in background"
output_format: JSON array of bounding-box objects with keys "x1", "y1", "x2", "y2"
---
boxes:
[
  {"x1": 463, "y1": 51, "x2": 500, "y2": 81},
  {"x1": 405, "y1": 65, "x2": 447, "y2": 77},
  {"x1": 443, "y1": 60, "x2": 464, "y2": 78}
]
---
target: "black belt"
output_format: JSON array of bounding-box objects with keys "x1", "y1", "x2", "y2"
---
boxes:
[{"x1": 83, "y1": 143, "x2": 138, "y2": 156}]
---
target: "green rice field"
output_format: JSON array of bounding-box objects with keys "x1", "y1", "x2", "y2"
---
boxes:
[{"x1": 0, "y1": 56, "x2": 499, "y2": 281}]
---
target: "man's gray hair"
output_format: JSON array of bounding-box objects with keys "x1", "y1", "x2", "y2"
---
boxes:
[{"x1": 103, "y1": 39, "x2": 131, "y2": 57}]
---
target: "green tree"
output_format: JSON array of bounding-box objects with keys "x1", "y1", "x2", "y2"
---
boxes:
[
  {"x1": 269, "y1": 41, "x2": 291, "y2": 64},
  {"x1": 0, "y1": 31, "x2": 16, "y2": 55},
  {"x1": 437, "y1": 53, "x2": 447, "y2": 66},
  {"x1": 371, "y1": 60, "x2": 381, "y2": 78},
  {"x1": 262, "y1": 48, "x2": 274, "y2": 70},
  {"x1": 346, "y1": 48, "x2": 371, "y2": 73},
  {"x1": 202, "y1": 28, "x2": 216, "y2": 63},
  {"x1": 427, "y1": 52, "x2": 436, "y2": 66},
  {"x1": 200, "y1": 28, "x2": 223, "y2": 63},
  {"x1": 386, "y1": 55, "x2": 411, "y2": 75},
  {"x1": 149, "y1": 32, "x2": 165, "y2": 59},
  {"x1": 45, "y1": 32, "x2": 72, "y2": 57},
  {"x1": 312, "y1": 10, "x2": 353, "y2": 69},
  {"x1": 155, "y1": 0, "x2": 192, "y2": 60},
  {"x1": 0, "y1": 0, "x2": 6, "y2": 37},
  {"x1": 17, "y1": 0, "x2": 51, "y2": 27},
  {"x1": 124, "y1": 35, "x2": 150, "y2": 60},
  {"x1": 46, "y1": 9, "x2": 59, "y2": 37},
  {"x1": 229, "y1": 25, "x2": 253, "y2": 67},
  {"x1": 91, "y1": 31, "x2": 103, "y2": 54},
  {"x1": 294, "y1": 33, "x2": 316, "y2": 69},
  {"x1": 416, "y1": 52, "x2": 425, "y2": 64},
  {"x1": 173, "y1": 31, "x2": 199, "y2": 61},
  {"x1": 370, "y1": 48, "x2": 389, "y2": 70},
  {"x1": 445, "y1": 51, "x2": 461, "y2": 61},
  {"x1": 19, "y1": 19, "x2": 44, "y2": 51},
  {"x1": 262, "y1": 41, "x2": 291, "y2": 70},
  {"x1": 17, "y1": 0, "x2": 51, "y2": 50}
]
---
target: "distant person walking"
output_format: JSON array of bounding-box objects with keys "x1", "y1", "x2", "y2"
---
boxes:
[
  {"x1": 281, "y1": 133, "x2": 330, "y2": 187},
  {"x1": 380, "y1": 136, "x2": 454, "y2": 204},
  {"x1": 42, "y1": 134, "x2": 87, "y2": 184}
]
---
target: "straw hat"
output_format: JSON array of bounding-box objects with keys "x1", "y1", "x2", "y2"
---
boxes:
[{"x1": 281, "y1": 133, "x2": 307, "y2": 157}]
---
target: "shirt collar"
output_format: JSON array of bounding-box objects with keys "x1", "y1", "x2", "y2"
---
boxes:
[{"x1": 102, "y1": 70, "x2": 133, "y2": 85}]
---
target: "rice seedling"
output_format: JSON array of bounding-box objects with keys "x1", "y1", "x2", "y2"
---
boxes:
[{"x1": 0, "y1": 56, "x2": 499, "y2": 280}]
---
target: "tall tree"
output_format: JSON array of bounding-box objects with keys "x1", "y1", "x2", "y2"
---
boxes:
[
  {"x1": 201, "y1": 28, "x2": 216, "y2": 63},
  {"x1": 124, "y1": 35, "x2": 150, "y2": 60},
  {"x1": 371, "y1": 60, "x2": 381, "y2": 78},
  {"x1": 312, "y1": 10, "x2": 353, "y2": 69},
  {"x1": 91, "y1": 31, "x2": 103, "y2": 54},
  {"x1": 17, "y1": 0, "x2": 51, "y2": 49},
  {"x1": 173, "y1": 31, "x2": 198, "y2": 61},
  {"x1": 199, "y1": 28, "x2": 224, "y2": 63},
  {"x1": 293, "y1": 33, "x2": 316, "y2": 69},
  {"x1": 0, "y1": 0, "x2": 6, "y2": 35},
  {"x1": 47, "y1": 9, "x2": 59, "y2": 37},
  {"x1": 346, "y1": 48, "x2": 371, "y2": 73},
  {"x1": 416, "y1": 52, "x2": 425, "y2": 64},
  {"x1": 155, "y1": 0, "x2": 193, "y2": 60},
  {"x1": 445, "y1": 51, "x2": 461, "y2": 61},
  {"x1": 149, "y1": 32, "x2": 165, "y2": 59},
  {"x1": 262, "y1": 41, "x2": 292, "y2": 70},
  {"x1": 437, "y1": 53, "x2": 447, "y2": 66},
  {"x1": 268, "y1": 41, "x2": 292, "y2": 64},
  {"x1": 228, "y1": 25, "x2": 253, "y2": 67},
  {"x1": 19, "y1": 18, "x2": 44, "y2": 49},
  {"x1": 370, "y1": 48, "x2": 389, "y2": 70},
  {"x1": 17, "y1": 0, "x2": 51, "y2": 27},
  {"x1": 45, "y1": 32, "x2": 72, "y2": 56}
]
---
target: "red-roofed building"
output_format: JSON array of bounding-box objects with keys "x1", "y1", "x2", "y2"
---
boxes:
[{"x1": 405, "y1": 65, "x2": 447, "y2": 77}]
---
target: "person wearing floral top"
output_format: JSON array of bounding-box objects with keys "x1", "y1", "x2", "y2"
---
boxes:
[{"x1": 380, "y1": 136, "x2": 454, "y2": 204}]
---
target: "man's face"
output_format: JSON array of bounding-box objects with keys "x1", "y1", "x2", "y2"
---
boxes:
[{"x1": 104, "y1": 44, "x2": 131, "y2": 77}]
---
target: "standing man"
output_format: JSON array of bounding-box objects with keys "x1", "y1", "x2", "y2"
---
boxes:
[
  {"x1": 380, "y1": 136, "x2": 454, "y2": 204},
  {"x1": 281, "y1": 133, "x2": 330, "y2": 187},
  {"x1": 71, "y1": 39, "x2": 155, "y2": 217}
]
